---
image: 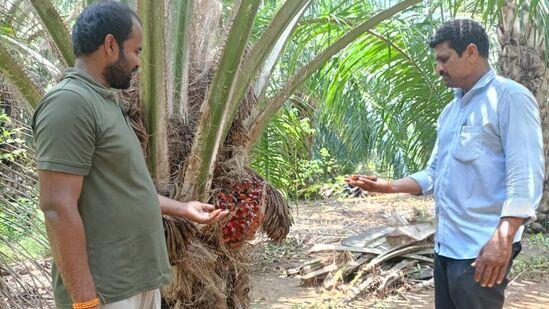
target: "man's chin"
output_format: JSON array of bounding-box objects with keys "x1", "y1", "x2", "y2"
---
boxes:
[
  {"x1": 442, "y1": 79, "x2": 454, "y2": 88},
  {"x1": 109, "y1": 79, "x2": 132, "y2": 90},
  {"x1": 118, "y1": 83, "x2": 132, "y2": 90}
]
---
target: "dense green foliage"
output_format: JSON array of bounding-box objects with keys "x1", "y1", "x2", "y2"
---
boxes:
[{"x1": 251, "y1": 1, "x2": 453, "y2": 197}]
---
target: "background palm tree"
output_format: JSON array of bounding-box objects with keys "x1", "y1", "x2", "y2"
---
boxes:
[{"x1": 497, "y1": 0, "x2": 548, "y2": 228}]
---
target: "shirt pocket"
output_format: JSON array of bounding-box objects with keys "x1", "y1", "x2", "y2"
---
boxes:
[{"x1": 453, "y1": 126, "x2": 484, "y2": 162}]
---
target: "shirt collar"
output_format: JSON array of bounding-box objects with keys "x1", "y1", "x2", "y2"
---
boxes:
[
  {"x1": 63, "y1": 67, "x2": 118, "y2": 100},
  {"x1": 454, "y1": 69, "x2": 496, "y2": 100}
]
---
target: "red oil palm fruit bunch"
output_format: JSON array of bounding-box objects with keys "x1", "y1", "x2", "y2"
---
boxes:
[{"x1": 215, "y1": 179, "x2": 265, "y2": 247}]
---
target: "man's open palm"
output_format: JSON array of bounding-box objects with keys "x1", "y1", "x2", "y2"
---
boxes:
[
  {"x1": 184, "y1": 201, "x2": 229, "y2": 224},
  {"x1": 345, "y1": 175, "x2": 392, "y2": 193}
]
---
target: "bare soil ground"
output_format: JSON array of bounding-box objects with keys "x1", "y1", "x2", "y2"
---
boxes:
[{"x1": 249, "y1": 195, "x2": 549, "y2": 308}]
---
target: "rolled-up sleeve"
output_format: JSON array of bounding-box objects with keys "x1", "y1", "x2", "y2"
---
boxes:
[
  {"x1": 498, "y1": 92, "x2": 544, "y2": 223},
  {"x1": 409, "y1": 140, "x2": 439, "y2": 196}
]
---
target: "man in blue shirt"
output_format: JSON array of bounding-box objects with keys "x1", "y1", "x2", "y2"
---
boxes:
[{"x1": 346, "y1": 19, "x2": 544, "y2": 309}]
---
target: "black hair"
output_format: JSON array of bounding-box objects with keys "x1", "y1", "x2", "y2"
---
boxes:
[
  {"x1": 429, "y1": 19, "x2": 489, "y2": 58},
  {"x1": 72, "y1": 0, "x2": 141, "y2": 57}
]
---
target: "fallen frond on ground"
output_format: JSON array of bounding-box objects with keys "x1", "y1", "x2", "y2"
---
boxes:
[{"x1": 286, "y1": 218, "x2": 435, "y2": 302}]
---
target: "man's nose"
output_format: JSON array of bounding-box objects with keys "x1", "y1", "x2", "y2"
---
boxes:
[
  {"x1": 435, "y1": 63, "x2": 444, "y2": 74},
  {"x1": 435, "y1": 63, "x2": 443, "y2": 74}
]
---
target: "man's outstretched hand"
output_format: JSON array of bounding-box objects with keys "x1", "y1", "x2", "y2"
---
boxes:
[
  {"x1": 158, "y1": 195, "x2": 229, "y2": 224},
  {"x1": 181, "y1": 201, "x2": 229, "y2": 224},
  {"x1": 344, "y1": 174, "x2": 392, "y2": 193},
  {"x1": 184, "y1": 201, "x2": 229, "y2": 224}
]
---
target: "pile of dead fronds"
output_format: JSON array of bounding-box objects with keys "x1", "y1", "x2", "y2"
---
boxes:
[{"x1": 287, "y1": 223, "x2": 435, "y2": 303}]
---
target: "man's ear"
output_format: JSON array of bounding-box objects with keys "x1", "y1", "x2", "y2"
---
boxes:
[
  {"x1": 103, "y1": 34, "x2": 120, "y2": 60},
  {"x1": 465, "y1": 43, "x2": 479, "y2": 63}
]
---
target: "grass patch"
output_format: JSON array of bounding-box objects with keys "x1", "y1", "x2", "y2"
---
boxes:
[
  {"x1": 527, "y1": 232, "x2": 549, "y2": 249},
  {"x1": 510, "y1": 255, "x2": 548, "y2": 280},
  {"x1": 510, "y1": 233, "x2": 549, "y2": 280},
  {"x1": 260, "y1": 236, "x2": 303, "y2": 266}
]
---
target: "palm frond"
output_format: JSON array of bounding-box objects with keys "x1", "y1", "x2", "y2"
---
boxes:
[{"x1": 0, "y1": 87, "x2": 51, "y2": 307}]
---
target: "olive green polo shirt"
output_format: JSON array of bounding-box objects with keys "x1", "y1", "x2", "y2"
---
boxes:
[{"x1": 32, "y1": 68, "x2": 171, "y2": 308}]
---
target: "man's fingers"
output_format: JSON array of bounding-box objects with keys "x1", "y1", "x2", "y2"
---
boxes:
[
  {"x1": 201, "y1": 209, "x2": 221, "y2": 224},
  {"x1": 207, "y1": 209, "x2": 221, "y2": 218},
  {"x1": 366, "y1": 175, "x2": 378, "y2": 181},
  {"x1": 198, "y1": 203, "x2": 215, "y2": 212},
  {"x1": 486, "y1": 266, "x2": 502, "y2": 287},
  {"x1": 347, "y1": 180, "x2": 368, "y2": 190},
  {"x1": 473, "y1": 260, "x2": 484, "y2": 282},
  {"x1": 357, "y1": 177, "x2": 376, "y2": 188},
  {"x1": 496, "y1": 265, "x2": 507, "y2": 285},
  {"x1": 218, "y1": 209, "x2": 229, "y2": 219},
  {"x1": 207, "y1": 209, "x2": 229, "y2": 223},
  {"x1": 358, "y1": 176, "x2": 376, "y2": 183},
  {"x1": 480, "y1": 266, "x2": 493, "y2": 287}
]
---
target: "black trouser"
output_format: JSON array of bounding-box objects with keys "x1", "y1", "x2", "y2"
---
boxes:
[{"x1": 434, "y1": 242, "x2": 522, "y2": 309}]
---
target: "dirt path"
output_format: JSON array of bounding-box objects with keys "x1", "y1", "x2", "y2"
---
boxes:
[
  {"x1": 249, "y1": 195, "x2": 549, "y2": 308},
  {"x1": 250, "y1": 272, "x2": 549, "y2": 308}
]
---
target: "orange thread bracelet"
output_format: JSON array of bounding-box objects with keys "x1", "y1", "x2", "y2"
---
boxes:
[{"x1": 72, "y1": 298, "x2": 99, "y2": 309}]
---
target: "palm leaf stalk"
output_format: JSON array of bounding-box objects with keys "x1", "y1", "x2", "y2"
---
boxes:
[
  {"x1": 137, "y1": 0, "x2": 170, "y2": 185},
  {"x1": 227, "y1": 0, "x2": 311, "y2": 125},
  {"x1": 180, "y1": 0, "x2": 261, "y2": 201},
  {"x1": 171, "y1": 0, "x2": 193, "y2": 120},
  {"x1": 0, "y1": 43, "x2": 42, "y2": 107},
  {"x1": 28, "y1": 0, "x2": 74, "y2": 66}
]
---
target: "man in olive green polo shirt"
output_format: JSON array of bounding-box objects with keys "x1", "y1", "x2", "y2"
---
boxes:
[{"x1": 32, "y1": 2, "x2": 228, "y2": 308}]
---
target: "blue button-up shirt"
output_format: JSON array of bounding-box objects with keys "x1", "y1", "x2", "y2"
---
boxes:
[{"x1": 409, "y1": 69, "x2": 544, "y2": 259}]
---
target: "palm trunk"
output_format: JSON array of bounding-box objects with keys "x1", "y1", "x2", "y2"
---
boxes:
[
  {"x1": 28, "y1": 0, "x2": 75, "y2": 67},
  {"x1": 498, "y1": 0, "x2": 548, "y2": 228},
  {"x1": 0, "y1": 44, "x2": 42, "y2": 107}
]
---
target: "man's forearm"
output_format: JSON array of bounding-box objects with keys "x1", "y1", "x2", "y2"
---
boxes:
[
  {"x1": 157, "y1": 195, "x2": 227, "y2": 224},
  {"x1": 390, "y1": 177, "x2": 423, "y2": 195},
  {"x1": 43, "y1": 207, "x2": 96, "y2": 303},
  {"x1": 158, "y1": 194, "x2": 186, "y2": 217}
]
